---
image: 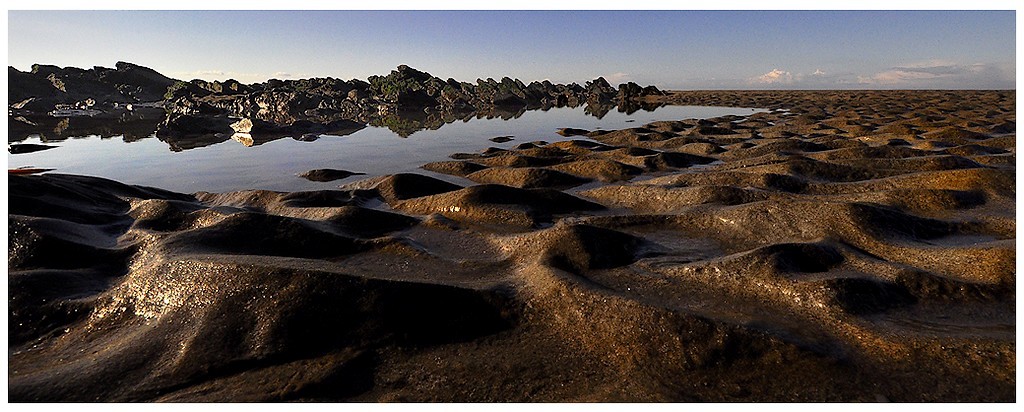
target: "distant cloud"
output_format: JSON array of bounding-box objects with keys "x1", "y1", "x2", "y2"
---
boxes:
[
  {"x1": 272, "y1": 72, "x2": 293, "y2": 78},
  {"x1": 857, "y1": 70, "x2": 938, "y2": 85},
  {"x1": 170, "y1": 70, "x2": 269, "y2": 83},
  {"x1": 750, "y1": 69, "x2": 793, "y2": 84},
  {"x1": 174, "y1": 70, "x2": 247, "y2": 78},
  {"x1": 603, "y1": 72, "x2": 631, "y2": 84},
  {"x1": 856, "y1": 60, "x2": 1013, "y2": 87},
  {"x1": 725, "y1": 60, "x2": 1013, "y2": 90}
]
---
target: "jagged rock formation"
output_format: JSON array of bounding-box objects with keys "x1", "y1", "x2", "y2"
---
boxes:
[
  {"x1": 9, "y1": 62, "x2": 666, "y2": 137},
  {"x1": 9, "y1": 62, "x2": 176, "y2": 113}
]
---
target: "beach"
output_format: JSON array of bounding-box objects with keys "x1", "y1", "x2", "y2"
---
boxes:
[{"x1": 8, "y1": 89, "x2": 1015, "y2": 401}]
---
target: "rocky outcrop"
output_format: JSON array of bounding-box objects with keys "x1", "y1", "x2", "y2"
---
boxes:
[
  {"x1": 584, "y1": 77, "x2": 616, "y2": 105},
  {"x1": 97, "y1": 62, "x2": 178, "y2": 101},
  {"x1": 10, "y1": 62, "x2": 665, "y2": 136},
  {"x1": 192, "y1": 78, "x2": 251, "y2": 95},
  {"x1": 9, "y1": 62, "x2": 175, "y2": 115},
  {"x1": 165, "y1": 65, "x2": 656, "y2": 129}
]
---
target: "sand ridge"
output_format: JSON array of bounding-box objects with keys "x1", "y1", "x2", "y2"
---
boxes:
[{"x1": 7, "y1": 90, "x2": 1015, "y2": 401}]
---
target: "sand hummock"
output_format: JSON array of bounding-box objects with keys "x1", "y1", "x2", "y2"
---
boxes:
[{"x1": 7, "y1": 90, "x2": 1015, "y2": 402}]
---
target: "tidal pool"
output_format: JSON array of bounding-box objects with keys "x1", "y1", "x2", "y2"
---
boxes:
[{"x1": 8, "y1": 104, "x2": 765, "y2": 193}]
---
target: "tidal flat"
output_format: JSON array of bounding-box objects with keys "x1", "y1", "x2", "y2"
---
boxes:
[{"x1": 8, "y1": 89, "x2": 1016, "y2": 402}]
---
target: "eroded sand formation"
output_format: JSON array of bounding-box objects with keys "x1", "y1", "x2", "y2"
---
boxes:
[{"x1": 8, "y1": 90, "x2": 1015, "y2": 401}]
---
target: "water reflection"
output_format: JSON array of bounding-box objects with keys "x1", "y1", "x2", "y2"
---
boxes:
[
  {"x1": 8, "y1": 101, "x2": 667, "y2": 152},
  {"x1": 9, "y1": 108, "x2": 165, "y2": 143},
  {"x1": 158, "y1": 133, "x2": 230, "y2": 152},
  {"x1": 368, "y1": 100, "x2": 665, "y2": 138},
  {"x1": 8, "y1": 104, "x2": 763, "y2": 193}
]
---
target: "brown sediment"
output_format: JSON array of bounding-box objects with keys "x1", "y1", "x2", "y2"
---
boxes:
[{"x1": 7, "y1": 90, "x2": 1015, "y2": 402}]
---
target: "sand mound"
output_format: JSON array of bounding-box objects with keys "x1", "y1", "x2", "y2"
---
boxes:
[
  {"x1": 536, "y1": 223, "x2": 650, "y2": 272},
  {"x1": 420, "y1": 160, "x2": 488, "y2": 176},
  {"x1": 547, "y1": 159, "x2": 644, "y2": 182},
  {"x1": 466, "y1": 167, "x2": 591, "y2": 188},
  {"x1": 336, "y1": 173, "x2": 464, "y2": 204},
  {"x1": 393, "y1": 184, "x2": 604, "y2": 227}
]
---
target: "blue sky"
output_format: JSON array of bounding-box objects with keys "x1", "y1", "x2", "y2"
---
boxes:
[{"x1": 7, "y1": 10, "x2": 1016, "y2": 89}]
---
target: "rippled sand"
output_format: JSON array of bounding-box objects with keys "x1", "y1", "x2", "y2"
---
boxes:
[{"x1": 8, "y1": 90, "x2": 1015, "y2": 401}]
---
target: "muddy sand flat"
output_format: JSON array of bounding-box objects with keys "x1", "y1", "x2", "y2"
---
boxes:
[{"x1": 8, "y1": 90, "x2": 1015, "y2": 401}]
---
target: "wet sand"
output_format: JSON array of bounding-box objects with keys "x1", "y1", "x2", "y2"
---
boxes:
[{"x1": 7, "y1": 90, "x2": 1015, "y2": 401}]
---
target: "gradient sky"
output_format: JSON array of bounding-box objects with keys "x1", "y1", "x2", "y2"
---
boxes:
[{"x1": 7, "y1": 10, "x2": 1016, "y2": 89}]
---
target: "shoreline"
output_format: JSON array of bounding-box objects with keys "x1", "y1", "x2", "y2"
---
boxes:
[{"x1": 8, "y1": 89, "x2": 1016, "y2": 401}]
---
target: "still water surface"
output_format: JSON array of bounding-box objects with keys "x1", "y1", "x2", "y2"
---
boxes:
[{"x1": 8, "y1": 105, "x2": 763, "y2": 193}]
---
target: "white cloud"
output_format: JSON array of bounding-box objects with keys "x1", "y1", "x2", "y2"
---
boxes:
[
  {"x1": 272, "y1": 71, "x2": 293, "y2": 78},
  {"x1": 750, "y1": 69, "x2": 793, "y2": 84},
  {"x1": 190, "y1": 70, "x2": 225, "y2": 76},
  {"x1": 856, "y1": 60, "x2": 1013, "y2": 87},
  {"x1": 171, "y1": 70, "x2": 267, "y2": 83},
  {"x1": 857, "y1": 70, "x2": 940, "y2": 85},
  {"x1": 898, "y1": 59, "x2": 957, "y2": 69},
  {"x1": 679, "y1": 60, "x2": 1010, "y2": 90},
  {"x1": 604, "y1": 72, "x2": 631, "y2": 84}
]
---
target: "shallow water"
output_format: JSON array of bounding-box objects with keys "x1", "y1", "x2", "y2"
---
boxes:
[{"x1": 8, "y1": 105, "x2": 763, "y2": 193}]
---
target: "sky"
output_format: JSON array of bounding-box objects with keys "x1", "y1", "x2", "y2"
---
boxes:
[{"x1": 6, "y1": 9, "x2": 1017, "y2": 90}]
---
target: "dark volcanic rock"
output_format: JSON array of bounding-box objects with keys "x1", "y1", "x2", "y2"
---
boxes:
[
  {"x1": 95, "y1": 62, "x2": 177, "y2": 102},
  {"x1": 299, "y1": 169, "x2": 365, "y2": 182},
  {"x1": 585, "y1": 77, "x2": 617, "y2": 104},
  {"x1": 617, "y1": 82, "x2": 644, "y2": 101},
  {"x1": 642, "y1": 85, "x2": 663, "y2": 96},
  {"x1": 10, "y1": 62, "x2": 667, "y2": 137},
  {"x1": 192, "y1": 78, "x2": 251, "y2": 95},
  {"x1": 557, "y1": 128, "x2": 591, "y2": 137},
  {"x1": 489, "y1": 136, "x2": 515, "y2": 143},
  {"x1": 9, "y1": 67, "x2": 68, "y2": 110},
  {"x1": 368, "y1": 65, "x2": 438, "y2": 109},
  {"x1": 9, "y1": 143, "x2": 58, "y2": 154},
  {"x1": 164, "y1": 80, "x2": 213, "y2": 101},
  {"x1": 9, "y1": 62, "x2": 175, "y2": 112}
]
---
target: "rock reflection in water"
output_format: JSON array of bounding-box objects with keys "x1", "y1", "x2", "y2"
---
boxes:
[
  {"x1": 370, "y1": 101, "x2": 665, "y2": 138},
  {"x1": 157, "y1": 133, "x2": 231, "y2": 152},
  {"x1": 8, "y1": 101, "x2": 668, "y2": 152},
  {"x1": 8, "y1": 108, "x2": 165, "y2": 143}
]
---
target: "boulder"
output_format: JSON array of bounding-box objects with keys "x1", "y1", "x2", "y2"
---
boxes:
[
  {"x1": 298, "y1": 169, "x2": 365, "y2": 182},
  {"x1": 617, "y1": 82, "x2": 644, "y2": 101},
  {"x1": 557, "y1": 128, "x2": 591, "y2": 137}
]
